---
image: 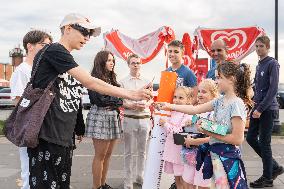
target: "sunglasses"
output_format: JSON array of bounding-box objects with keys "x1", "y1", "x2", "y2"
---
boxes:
[
  {"x1": 70, "y1": 24, "x2": 93, "y2": 37},
  {"x1": 210, "y1": 49, "x2": 223, "y2": 53},
  {"x1": 38, "y1": 42, "x2": 50, "y2": 46},
  {"x1": 130, "y1": 62, "x2": 141, "y2": 66}
]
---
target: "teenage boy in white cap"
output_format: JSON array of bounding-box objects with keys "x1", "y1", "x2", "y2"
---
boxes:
[{"x1": 27, "y1": 13, "x2": 152, "y2": 189}]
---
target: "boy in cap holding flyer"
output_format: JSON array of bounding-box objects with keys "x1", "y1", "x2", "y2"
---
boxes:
[{"x1": 27, "y1": 13, "x2": 152, "y2": 189}]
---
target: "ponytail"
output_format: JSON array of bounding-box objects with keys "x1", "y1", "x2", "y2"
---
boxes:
[
  {"x1": 217, "y1": 62, "x2": 253, "y2": 107},
  {"x1": 235, "y1": 63, "x2": 253, "y2": 108}
]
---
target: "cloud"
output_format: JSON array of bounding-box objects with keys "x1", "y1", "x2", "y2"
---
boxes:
[{"x1": 0, "y1": 0, "x2": 283, "y2": 82}]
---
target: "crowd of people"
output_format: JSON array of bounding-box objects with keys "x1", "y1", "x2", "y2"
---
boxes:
[{"x1": 9, "y1": 13, "x2": 283, "y2": 189}]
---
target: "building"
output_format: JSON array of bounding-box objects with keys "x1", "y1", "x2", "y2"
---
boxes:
[
  {"x1": 0, "y1": 63, "x2": 13, "y2": 87},
  {"x1": 0, "y1": 47, "x2": 24, "y2": 87}
]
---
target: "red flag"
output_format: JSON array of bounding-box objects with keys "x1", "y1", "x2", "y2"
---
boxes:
[
  {"x1": 194, "y1": 26, "x2": 265, "y2": 61},
  {"x1": 182, "y1": 33, "x2": 196, "y2": 72},
  {"x1": 104, "y1": 26, "x2": 175, "y2": 64}
]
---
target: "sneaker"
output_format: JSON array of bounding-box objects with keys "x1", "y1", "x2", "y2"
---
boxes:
[
  {"x1": 169, "y1": 182, "x2": 176, "y2": 189},
  {"x1": 103, "y1": 183, "x2": 113, "y2": 189},
  {"x1": 15, "y1": 178, "x2": 23, "y2": 187},
  {"x1": 123, "y1": 181, "x2": 133, "y2": 189},
  {"x1": 272, "y1": 166, "x2": 284, "y2": 180},
  {"x1": 250, "y1": 176, "x2": 273, "y2": 188},
  {"x1": 135, "y1": 176, "x2": 143, "y2": 185}
]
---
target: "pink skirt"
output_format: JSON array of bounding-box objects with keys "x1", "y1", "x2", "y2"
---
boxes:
[{"x1": 164, "y1": 161, "x2": 184, "y2": 176}]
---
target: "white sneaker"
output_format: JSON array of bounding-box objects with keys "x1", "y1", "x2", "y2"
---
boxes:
[
  {"x1": 123, "y1": 182, "x2": 133, "y2": 189},
  {"x1": 16, "y1": 178, "x2": 23, "y2": 187}
]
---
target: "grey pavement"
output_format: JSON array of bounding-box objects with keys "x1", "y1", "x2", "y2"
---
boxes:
[
  {"x1": 1, "y1": 108, "x2": 284, "y2": 188},
  {"x1": 1, "y1": 136, "x2": 284, "y2": 189}
]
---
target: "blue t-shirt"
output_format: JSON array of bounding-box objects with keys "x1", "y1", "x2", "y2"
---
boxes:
[
  {"x1": 206, "y1": 65, "x2": 217, "y2": 81},
  {"x1": 167, "y1": 64, "x2": 197, "y2": 87}
]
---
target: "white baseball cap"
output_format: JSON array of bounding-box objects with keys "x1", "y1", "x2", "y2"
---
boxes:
[{"x1": 60, "y1": 13, "x2": 101, "y2": 37}]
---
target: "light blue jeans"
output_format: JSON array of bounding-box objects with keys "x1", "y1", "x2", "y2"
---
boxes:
[{"x1": 19, "y1": 147, "x2": 30, "y2": 189}]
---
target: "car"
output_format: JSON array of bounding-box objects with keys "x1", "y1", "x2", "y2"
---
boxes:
[
  {"x1": 0, "y1": 87, "x2": 15, "y2": 108},
  {"x1": 277, "y1": 83, "x2": 284, "y2": 109},
  {"x1": 0, "y1": 86, "x2": 7, "y2": 90},
  {"x1": 81, "y1": 88, "x2": 91, "y2": 110}
]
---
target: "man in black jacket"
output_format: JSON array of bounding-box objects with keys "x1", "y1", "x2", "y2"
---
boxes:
[{"x1": 247, "y1": 35, "x2": 284, "y2": 188}]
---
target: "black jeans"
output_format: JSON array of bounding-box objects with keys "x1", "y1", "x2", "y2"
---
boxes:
[{"x1": 246, "y1": 109, "x2": 280, "y2": 179}]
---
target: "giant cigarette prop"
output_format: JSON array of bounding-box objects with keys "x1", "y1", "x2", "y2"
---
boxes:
[{"x1": 142, "y1": 71, "x2": 177, "y2": 189}]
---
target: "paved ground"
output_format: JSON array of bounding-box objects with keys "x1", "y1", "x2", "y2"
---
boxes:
[
  {"x1": 1, "y1": 136, "x2": 284, "y2": 189},
  {"x1": 1, "y1": 109, "x2": 284, "y2": 188},
  {"x1": 4, "y1": 108, "x2": 284, "y2": 123}
]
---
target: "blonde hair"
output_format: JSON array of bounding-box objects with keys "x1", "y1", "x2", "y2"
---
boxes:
[
  {"x1": 175, "y1": 86, "x2": 194, "y2": 105},
  {"x1": 199, "y1": 79, "x2": 219, "y2": 98}
]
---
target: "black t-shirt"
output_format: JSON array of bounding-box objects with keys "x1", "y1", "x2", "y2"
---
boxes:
[{"x1": 32, "y1": 43, "x2": 82, "y2": 147}]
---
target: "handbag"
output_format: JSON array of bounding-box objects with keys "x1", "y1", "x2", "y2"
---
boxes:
[{"x1": 3, "y1": 44, "x2": 57, "y2": 148}]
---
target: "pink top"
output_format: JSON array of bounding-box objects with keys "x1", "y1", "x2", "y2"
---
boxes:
[{"x1": 163, "y1": 111, "x2": 192, "y2": 164}]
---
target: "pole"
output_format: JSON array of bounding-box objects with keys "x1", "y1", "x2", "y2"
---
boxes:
[
  {"x1": 275, "y1": 0, "x2": 278, "y2": 61},
  {"x1": 274, "y1": 0, "x2": 281, "y2": 133}
]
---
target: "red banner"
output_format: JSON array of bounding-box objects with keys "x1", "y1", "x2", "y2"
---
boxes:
[
  {"x1": 194, "y1": 26, "x2": 265, "y2": 61},
  {"x1": 103, "y1": 26, "x2": 175, "y2": 64},
  {"x1": 195, "y1": 58, "x2": 208, "y2": 83},
  {"x1": 182, "y1": 33, "x2": 196, "y2": 71}
]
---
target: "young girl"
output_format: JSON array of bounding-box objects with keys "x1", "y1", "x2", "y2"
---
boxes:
[
  {"x1": 159, "y1": 86, "x2": 194, "y2": 189},
  {"x1": 85, "y1": 50, "x2": 123, "y2": 189},
  {"x1": 157, "y1": 62, "x2": 252, "y2": 189},
  {"x1": 182, "y1": 79, "x2": 219, "y2": 189}
]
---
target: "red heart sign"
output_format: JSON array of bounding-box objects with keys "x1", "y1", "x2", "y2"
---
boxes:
[{"x1": 195, "y1": 26, "x2": 264, "y2": 61}]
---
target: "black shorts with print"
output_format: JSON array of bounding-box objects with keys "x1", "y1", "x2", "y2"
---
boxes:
[{"x1": 27, "y1": 139, "x2": 73, "y2": 189}]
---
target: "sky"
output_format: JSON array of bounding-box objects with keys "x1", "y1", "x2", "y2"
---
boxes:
[{"x1": 0, "y1": 0, "x2": 283, "y2": 83}]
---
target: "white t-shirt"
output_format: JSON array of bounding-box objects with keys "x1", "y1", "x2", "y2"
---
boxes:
[{"x1": 10, "y1": 62, "x2": 32, "y2": 99}]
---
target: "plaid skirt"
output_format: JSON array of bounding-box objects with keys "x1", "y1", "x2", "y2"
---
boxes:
[{"x1": 85, "y1": 105, "x2": 122, "y2": 140}]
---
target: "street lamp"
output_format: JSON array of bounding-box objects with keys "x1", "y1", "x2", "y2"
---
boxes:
[
  {"x1": 274, "y1": 0, "x2": 281, "y2": 134},
  {"x1": 275, "y1": 0, "x2": 278, "y2": 60}
]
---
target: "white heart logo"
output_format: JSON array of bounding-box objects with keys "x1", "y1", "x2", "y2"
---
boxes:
[
  {"x1": 211, "y1": 30, "x2": 247, "y2": 50},
  {"x1": 20, "y1": 98, "x2": 30, "y2": 107}
]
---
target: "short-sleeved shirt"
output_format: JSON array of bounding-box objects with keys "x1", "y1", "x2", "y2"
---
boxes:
[
  {"x1": 210, "y1": 96, "x2": 246, "y2": 144},
  {"x1": 120, "y1": 75, "x2": 151, "y2": 116},
  {"x1": 32, "y1": 43, "x2": 82, "y2": 147},
  {"x1": 10, "y1": 62, "x2": 32, "y2": 98},
  {"x1": 167, "y1": 64, "x2": 197, "y2": 87}
]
